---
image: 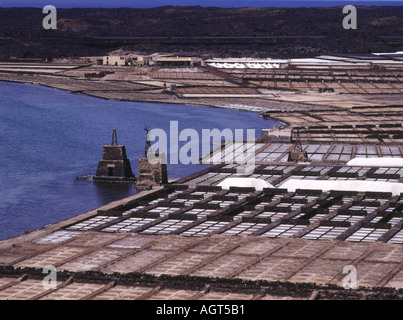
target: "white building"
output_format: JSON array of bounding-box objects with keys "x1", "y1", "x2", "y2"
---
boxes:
[
  {"x1": 103, "y1": 55, "x2": 130, "y2": 66},
  {"x1": 206, "y1": 58, "x2": 289, "y2": 69}
]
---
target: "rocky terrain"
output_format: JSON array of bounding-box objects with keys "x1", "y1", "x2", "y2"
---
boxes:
[{"x1": 0, "y1": 6, "x2": 402, "y2": 59}]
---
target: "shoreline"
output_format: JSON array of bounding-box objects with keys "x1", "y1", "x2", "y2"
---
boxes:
[
  {"x1": 0, "y1": 77, "x2": 292, "y2": 135},
  {"x1": 0, "y1": 77, "x2": 281, "y2": 242},
  {"x1": 0, "y1": 77, "x2": 289, "y2": 125},
  {"x1": 0, "y1": 78, "x2": 267, "y2": 111},
  {"x1": 0, "y1": 73, "x2": 320, "y2": 128},
  {"x1": 1, "y1": 66, "x2": 401, "y2": 241}
]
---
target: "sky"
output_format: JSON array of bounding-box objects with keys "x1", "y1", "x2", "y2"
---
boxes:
[{"x1": 1, "y1": 0, "x2": 402, "y2": 8}]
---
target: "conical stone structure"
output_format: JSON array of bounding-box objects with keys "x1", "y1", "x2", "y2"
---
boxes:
[{"x1": 93, "y1": 129, "x2": 136, "y2": 183}]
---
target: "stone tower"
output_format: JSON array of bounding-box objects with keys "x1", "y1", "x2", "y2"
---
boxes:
[
  {"x1": 288, "y1": 127, "x2": 309, "y2": 162},
  {"x1": 137, "y1": 127, "x2": 168, "y2": 189},
  {"x1": 93, "y1": 129, "x2": 136, "y2": 182}
]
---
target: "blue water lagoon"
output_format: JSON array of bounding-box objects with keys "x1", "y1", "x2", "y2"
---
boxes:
[{"x1": 0, "y1": 81, "x2": 279, "y2": 239}]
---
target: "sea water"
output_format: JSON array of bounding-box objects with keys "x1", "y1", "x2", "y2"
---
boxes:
[{"x1": 0, "y1": 81, "x2": 279, "y2": 239}]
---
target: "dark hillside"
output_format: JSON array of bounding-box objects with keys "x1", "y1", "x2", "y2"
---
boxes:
[{"x1": 0, "y1": 6, "x2": 402, "y2": 59}]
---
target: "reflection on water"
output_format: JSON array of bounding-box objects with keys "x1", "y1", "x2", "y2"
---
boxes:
[{"x1": 93, "y1": 182, "x2": 136, "y2": 204}]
